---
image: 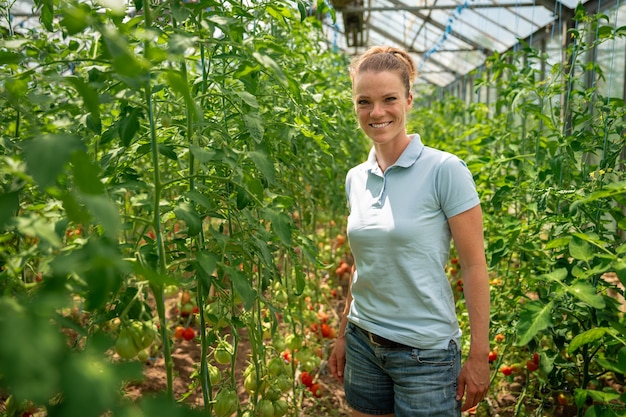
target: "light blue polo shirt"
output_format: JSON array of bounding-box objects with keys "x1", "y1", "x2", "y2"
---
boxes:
[{"x1": 345, "y1": 134, "x2": 480, "y2": 350}]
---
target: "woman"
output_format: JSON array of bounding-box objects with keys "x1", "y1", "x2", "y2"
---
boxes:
[{"x1": 329, "y1": 46, "x2": 491, "y2": 416}]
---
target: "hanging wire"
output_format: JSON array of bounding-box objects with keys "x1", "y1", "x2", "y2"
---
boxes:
[
  {"x1": 418, "y1": 0, "x2": 475, "y2": 72},
  {"x1": 600, "y1": 0, "x2": 620, "y2": 168},
  {"x1": 513, "y1": 0, "x2": 522, "y2": 52}
]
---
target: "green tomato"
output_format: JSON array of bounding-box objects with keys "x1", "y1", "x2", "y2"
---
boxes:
[
  {"x1": 137, "y1": 349, "x2": 149, "y2": 362},
  {"x1": 267, "y1": 357, "x2": 286, "y2": 376},
  {"x1": 208, "y1": 364, "x2": 222, "y2": 386},
  {"x1": 164, "y1": 284, "x2": 179, "y2": 298},
  {"x1": 285, "y1": 334, "x2": 302, "y2": 351},
  {"x1": 213, "y1": 389, "x2": 238, "y2": 417},
  {"x1": 115, "y1": 328, "x2": 139, "y2": 359},
  {"x1": 275, "y1": 374, "x2": 292, "y2": 393},
  {"x1": 273, "y1": 399, "x2": 288, "y2": 417},
  {"x1": 257, "y1": 399, "x2": 274, "y2": 417},
  {"x1": 244, "y1": 372, "x2": 258, "y2": 393},
  {"x1": 214, "y1": 347, "x2": 232, "y2": 365},
  {"x1": 264, "y1": 387, "x2": 281, "y2": 402},
  {"x1": 129, "y1": 320, "x2": 156, "y2": 351},
  {"x1": 272, "y1": 335, "x2": 286, "y2": 352},
  {"x1": 274, "y1": 289, "x2": 287, "y2": 303}
]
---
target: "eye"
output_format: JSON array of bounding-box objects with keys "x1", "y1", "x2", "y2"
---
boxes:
[
  {"x1": 385, "y1": 96, "x2": 397, "y2": 102},
  {"x1": 357, "y1": 99, "x2": 369, "y2": 105}
]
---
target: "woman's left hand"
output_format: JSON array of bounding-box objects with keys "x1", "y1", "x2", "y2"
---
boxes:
[{"x1": 456, "y1": 354, "x2": 490, "y2": 411}]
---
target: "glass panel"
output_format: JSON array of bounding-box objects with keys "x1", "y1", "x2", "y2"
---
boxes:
[{"x1": 596, "y1": 3, "x2": 626, "y2": 99}]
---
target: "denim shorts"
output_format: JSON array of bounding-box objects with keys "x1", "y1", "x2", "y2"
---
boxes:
[{"x1": 344, "y1": 322, "x2": 461, "y2": 416}]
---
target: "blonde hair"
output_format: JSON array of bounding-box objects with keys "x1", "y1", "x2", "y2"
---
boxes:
[{"x1": 349, "y1": 46, "x2": 417, "y2": 97}]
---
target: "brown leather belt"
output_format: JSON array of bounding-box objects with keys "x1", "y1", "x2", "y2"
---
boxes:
[{"x1": 358, "y1": 327, "x2": 410, "y2": 349}]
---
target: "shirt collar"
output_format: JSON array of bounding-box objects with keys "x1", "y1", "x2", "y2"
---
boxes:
[{"x1": 364, "y1": 134, "x2": 424, "y2": 175}]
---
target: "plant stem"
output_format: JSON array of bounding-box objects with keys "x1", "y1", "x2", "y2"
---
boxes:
[{"x1": 143, "y1": 0, "x2": 174, "y2": 402}]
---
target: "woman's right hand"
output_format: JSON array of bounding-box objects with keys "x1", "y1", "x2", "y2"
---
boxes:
[{"x1": 329, "y1": 335, "x2": 347, "y2": 383}]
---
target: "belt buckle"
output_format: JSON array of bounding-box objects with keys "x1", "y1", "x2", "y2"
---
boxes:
[{"x1": 367, "y1": 331, "x2": 382, "y2": 346}]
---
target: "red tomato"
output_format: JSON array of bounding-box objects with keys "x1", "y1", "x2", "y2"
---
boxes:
[
  {"x1": 174, "y1": 326, "x2": 185, "y2": 339},
  {"x1": 308, "y1": 383, "x2": 323, "y2": 398},
  {"x1": 300, "y1": 371, "x2": 313, "y2": 387},
  {"x1": 526, "y1": 360, "x2": 539, "y2": 372},
  {"x1": 182, "y1": 327, "x2": 195, "y2": 341},
  {"x1": 494, "y1": 334, "x2": 505, "y2": 343},
  {"x1": 321, "y1": 324, "x2": 334, "y2": 338},
  {"x1": 500, "y1": 365, "x2": 513, "y2": 376},
  {"x1": 557, "y1": 392, "x2": 568, "y2": 405},
  {"x1": 533, "y1": 352, "x2": 540, "y2": 365},
  {"x1": 488, "y1": 351, "x2": 498, "y2": 363}
]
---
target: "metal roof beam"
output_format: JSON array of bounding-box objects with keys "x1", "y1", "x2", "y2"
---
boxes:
[
  {"x1": 382, "y1": 0, "x2": 488, "y2": 53},
  {"x1": 341, "y1": 3, "x2": 538, "y2": 12},
  {"x1": 366, "y1": 22, "x2": 463, "y2": 79}
]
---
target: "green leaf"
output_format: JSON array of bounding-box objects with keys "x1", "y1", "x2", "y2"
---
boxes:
[
  {"x1": 67, "y1": 76, "x2": 101, "y2": 130},
  {"x1": 229, "y1": 269, "x2": 256, "y2": 310},
  {"x1": 71, "y1": 152, "x2": 105, "y2": 195},
  {"x1": 0, "y1": 298, "x2": 65, "y2": 404},
  {"x1": 235, "y1": 91, "x2": 259, "y2": 109},
  {"x1": 248, "y1": 150, "x2": 274, "y2": 184},
  {"x1": 164, "y1": 70, "x2": 201, "y2": 122},
  {"x1": 297, "y1": 0, "x2": 307, "y2": 21},
  {"x1": 195, "y1": 251, "x2": 218, "y2": 277},
  {"x1": 243, "y1": 113, "x2": 265, "y2": 144},
  {"x1": 33, "y1": 0, "x2": 54, "y2": 31},
  {"x1": 118, "y1": 107, "x2": 142, "y2": 146},
  {"x1": 23, "y1": 134, "x2": 85, "y2": 190},
  {"x1": 158, "y1": 144, "x2": 178, "y2": 161},
  {"x1": 16, "y1": 215, "x2": 62, "y2": 248},
  {"x1": 596, "y1": 347, "x2": 626, "y2": 375},
  {"x1": 569, "y1": 236, "x2": 594, "y2": 261},
  {"x1": 253, "y1": 52, "x2": 287, "y2": 86},
  {"x1": 101, "y1": 27, "x2": 149, "y2": 78},
  {"x1": 59, "y1": 191, "x2": 91, "y2": 225},
  {"x1": 568, "y1": 327, "x2": 608, "y2": 353},
  {"x1": 186, "y1": 190, "x2": 213, "y2": 210},
  {"x1": 60, "y1": 4, "x2": 90, "y2": 35},
  {"x1": 174, "y1": 202, "x2": 202, "y2": 236},
  {"x1": 82, "y1": 195, "x2": 121, "y2": 239},
  {"x1": 190, "y1": 146, "x2": 219, "y2": 164},
  {"x1": 542, "y1": 268, "x2": 568, "y2": 282},
  {"x1": 516, "y1": 300, "x2": 554, "y2": 346},
  {"x1": 0, "y1": 50, "x2": 23, "y2": 65},
  {"x1": 133, "y1": 263, "x2": 176, "y2": 287},
  {"x1": 0, "y1": 191, "x2": 19, "y2": 230},
  {"x1": 266, "y1": 209, "x2": 291, "y2": 246},
  {"x1": 566, "y1": 282, "x2": 605, "y2": 309}
]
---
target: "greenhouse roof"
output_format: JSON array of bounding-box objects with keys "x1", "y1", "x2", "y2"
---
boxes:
[
  {"x1": 324, "y1": 0, "x2": 599, "y2": 86},
  {"x1": 7, "y1": 0, "x2": 616, "y2": 88}
]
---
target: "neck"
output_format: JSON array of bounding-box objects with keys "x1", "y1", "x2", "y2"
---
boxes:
[{"x1": 374, "y1": 135, "x2": 412, "y2": 172}]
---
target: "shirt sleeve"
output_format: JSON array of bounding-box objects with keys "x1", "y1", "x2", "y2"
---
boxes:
[{"x1": 436, "y1": 154, "x2": 480, "y2": 219}]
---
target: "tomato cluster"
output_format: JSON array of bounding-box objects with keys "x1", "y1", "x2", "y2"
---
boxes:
[
  {"x1": 114, "y1": 320, "x2": 157, "y2": 360},
  {"x1": 299, "y1": 371, "x2": 322, "y2": 398}
]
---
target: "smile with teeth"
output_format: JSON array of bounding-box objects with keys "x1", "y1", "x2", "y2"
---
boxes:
[{"x1": 370, "y1": 122, "x2": 392, "y2": 128}]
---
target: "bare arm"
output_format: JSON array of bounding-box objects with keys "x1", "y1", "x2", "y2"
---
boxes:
[
  {"x1": 329, "y1": 264, "x2": 355, "y2": 383},
  {"x1": 448, "y1": 205, "x2": 491, "y2": 411}
]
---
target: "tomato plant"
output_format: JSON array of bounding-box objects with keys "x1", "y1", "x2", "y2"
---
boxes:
[{"x1": 1, "y1": 0, "x2": 625, "y2": 414}]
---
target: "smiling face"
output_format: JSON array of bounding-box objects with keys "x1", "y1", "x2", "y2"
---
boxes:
[{"x1": 353, "y1": 70, "x2": 413, "y2": 149}]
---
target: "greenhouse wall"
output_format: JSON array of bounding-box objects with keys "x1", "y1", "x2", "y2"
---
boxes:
[{"x1": 435, "y1": 0, "x2": 626, "y2": 104}]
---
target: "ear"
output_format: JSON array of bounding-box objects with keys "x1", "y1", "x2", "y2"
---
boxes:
[{"x1": 406, "y1": 92, "x2": 413, "y2": 108}]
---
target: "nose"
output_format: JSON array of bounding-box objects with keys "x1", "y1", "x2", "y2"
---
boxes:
[{"x1": 370, "y1": 102, "x2": 385, "y2": 118}]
